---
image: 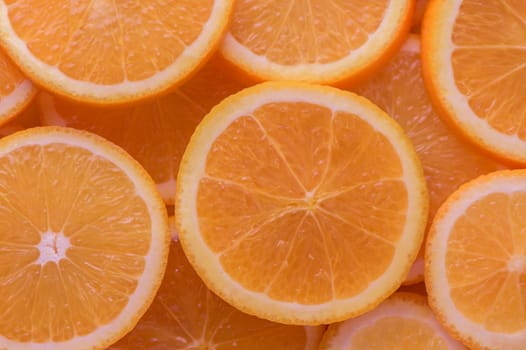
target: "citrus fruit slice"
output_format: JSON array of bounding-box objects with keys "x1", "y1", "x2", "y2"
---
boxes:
[
  {"x1": 109, "y1": 217, "x2": 324, "y2": 350},
  {"x1": 0, "y1": 1, "x2": 234, "y2": 105},
  {"x1": 219, "y1": 0, "x2": 414, "y2": 85},
  {"x1": 0, "y1": 96, "x2": 40, "y2": 137},
  {"x1": 426, "y1": 169, "x2": 526, "y2": 350},
  {"x1": 176, "y1": 81, "x2": 428, "y2": 325},
  {"x1": 0, "y1": 47, "x2": 36, "y2": 124},
  {"x1": 318, "y1": 292, "x2": 467, "y2": 349},
  {"x1": 39, "y1": 55, "x2": 250, "y2": 204},
  {"x1": 0, "y1": 126, "x2": 169, "y2": 349},
  {"x1": 352, "y1": 34, "x2": 503, "y2": 284},
  {"x1": 422, "y1": 0, "x2": 526, "y2": 165}
]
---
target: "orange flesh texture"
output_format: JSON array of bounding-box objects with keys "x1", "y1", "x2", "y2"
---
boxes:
[
  {"x1": 354, "y1": 38, "x2": 502, "y2": 228},
  {"x1": 4, "y1": 0, "x2": 213, "y2": 84},
  {"x1": 0, "y1": 143, "x2": 151, "y2": 342},
  {"x1": 451, "y1": 0, "x2": 526, "y2": 138},
  {"x1": 41, "y1": 55, "x2": 249, "y2": 203},
  {"x1": 351, "y1": 317, "x2": 448, "y2": 350},
  {"x1": 446, "y1": 192, "x2": 526, "y2": 334},
  {"x1": 109, "y1": 238, "x2": 311, "y2": 350},
  {"x1": 353, "y1": 37, "x2": 503, "y2": 270},
  {"x1": 0, "y1": 49, "x2": 25, "y2": 96},
  {"x1": 197, "y1": 101, "x2": 409, "y2": 305},
  {"x1": 229, "y1": 0, "x2": 388, "y2": 65}
]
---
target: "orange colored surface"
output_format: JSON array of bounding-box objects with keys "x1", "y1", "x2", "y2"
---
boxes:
[
  {"x1": 40, "y1": 55, "x2": 250, "y2": 204},
  {"x1": 108, "y1": 228, "x2": 322, "y2": 350}
]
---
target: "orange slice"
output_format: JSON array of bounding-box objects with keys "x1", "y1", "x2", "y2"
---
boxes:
[
  {"x1": 39, "y1": 55, "x2": 250, "y2": 204},
  {"x1": 0, "y1": 126, "x2": 169, "y2": 349},
  {"x1": 176, "y1": 81, "x2": 428, "y2": 325},
  {"x1": 318, "y1": 292, "x2": 467, "y2": 349},
  {"x1": 0, "y1": 1, "x2": 234, "y2": 105},
  {"x1": 0, "y1": 96, "x2": 40, "y2": 137},
  {"x1": 422, "y1": 0, "x2": 526, "y2": 165},
  {"x1": 352, "y1": 34, "x2": 503, "y2": 284},
  {"x1": 109, "y1": 217, "x2": 325, "y2": 350},
  {"x1": 0, "y1": 47, "x2": 36, "y2": 124},
  {"x1": 426, "y1": 170, "x2": 526, "y2": 350},
  {"x1": 219, "y1": 0, "x2": 414, "y2": 85}
]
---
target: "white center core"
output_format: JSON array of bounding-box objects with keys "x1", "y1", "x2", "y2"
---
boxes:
[
  {"x1": 508, "y1": 255, "x2": 526, "y2": 273},
  {"x1": 36, "y1": 231, "x2": 71, "y2": 264}
]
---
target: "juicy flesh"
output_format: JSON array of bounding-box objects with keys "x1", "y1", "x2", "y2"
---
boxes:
[
  {"x1": 451, "y1": 0, "x2": 526, "y2": 138},
  {"x1": 356, "y1": 43, "x2": 501, "y2": 223},
  {"x1": 350, "y1": 317, "x2": 449, "y2": 350},
  {"x1": 0, "y1": 143, "x2": 151, "y2": 342},
  {"x1": 109, "y1": 239, "x2": 309, "y2": 350},
  {"x1": 197, "y1": 101, "x2": 409, "y2": 304},
  {"x1": 230, "y1": 0, "x2": 388, "y2": 65},
  {"x1": 0, "y1": 49, "x2": 25, "y2": 96},
  {"x1": 46, "y1": 55, "x2": 249, "y2": 203},
  {"x1": 5, "y1": 0, "x2": 213, "y2": 83},
  {"x1": 447, "y1": 192, "x2": 526, "y2": 333}
]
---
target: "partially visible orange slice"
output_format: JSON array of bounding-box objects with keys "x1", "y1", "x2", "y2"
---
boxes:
[
  {"x1": 176, "y1": 81, "x2": 428, "y2": 325},
  {"x1": 39, "y1": 55, "x2": 250, "y2": 204},
  {"x1": 352, "y1": 34, "x2": 503, "y2": 284},
  {"x1": 318, "y1": 293, "x2": 467, "y2": 349},
  {"x1": 0, "y1": 1, "x2": 234, "y2": 105},
  {"x1": 0, "y1": 96, "x2": 40, "y2": 137},
  {"x1": 426, "y1": 169, "x2": 526, "y2": 350},
  {"x1": 109, "y1": 217, "x2": 324, "y2": 350},
  {"x1": 0, "y1": 48, "x2": 36, "y2": 124},
  {"x1": 0, "y1": 126, "x2": 169, "y2": 349},
  {"x1": 220, "y1": 0, "x2": 413, "y2": 85},
  {"x1": 422, "y1": 0, "x2": 526, "y2": 165}
]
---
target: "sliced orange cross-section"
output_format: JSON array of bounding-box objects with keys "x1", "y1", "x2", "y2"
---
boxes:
[
  {"x1": 220, "y1": 0, "x2": 414, "y2": 85},
  {"x1": 422, "y1": 0, "x2": 526, "y2": 165},
  {"x1": 109, "y1": 217, "x2": 325, "y2": 350},
  {"x1": 426, "y1": 170, "x2": 526, "y2": 350},
  {"x1": 318, "y1": 293, "x2": 467, "y2": 349},
  {"x1": 176, "y1": 81, "x2": 428, "y2": 325},
  {"x1": 0, "y1": 1, "x2": 234, "y2": 105},
  {"x1": 0, "y1": 126, "x2": 169, "y2": 350}
]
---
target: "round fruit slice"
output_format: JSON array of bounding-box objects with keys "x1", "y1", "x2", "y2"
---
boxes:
[
  {"x1": 352, "y1": 34, "x2": 503, "y2": 284},
  {"x1": 0, "y1": 1, "x2": 234, "y2": 105},
  {"x1": 109, "y1": 217, "x2": 324, "y2": 350},
  {"x1": 422, "y1": 0, "x2": 526, "y2": 164},
  {"x1": 0, "y1": 126, "x2": 169, "y2": 350},
  {"x1": 39, "y1": 55, "x2": 250, "y2": 204},
  {"x1": 318, "y1": 292, "x2": 467, "y2": 349},
  {"x1": 176, "y1": 81, "x2": 428, "y2": 325},
  {"x1": 0, "y1": 97, "x2": 40, "y2": 137},
  {"x1": 426, "y1": 170, "x2": 526, "y2": 350},
  {"x1": 0, "y1": 48, "x2": 36, "y2": 124},
  {"x1": 219, "y1": 0, "x2": 414, "y2": 85}
]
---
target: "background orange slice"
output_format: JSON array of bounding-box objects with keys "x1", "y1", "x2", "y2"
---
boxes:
[
  {"x1": 176, "y1": 81, "x2": 428, "y2": 325},
  {"x1": 109, "y1": 218, "x2": 324, "y2": 350},
  {"x1": 351, "y1": 34, "x2": 503, "y2": 284},
  {"x1": 220, "y1": 0, "x2": 413, "y2": 85},
  {"x1": 0, "y1": 0, "x2": 234, "y2": 105},
  {"x1": 39, "y1": 55, "x2": 250, "y2": 204},
  {"x1": 319, "y1": 292, "x2": 467, "y2": 349},
  {"x1": 0, "y1": 48, "x2": 36, "y2": 124},
  {"x1": 0, "y1": 126, "x2": 169, "y2": 350}
]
